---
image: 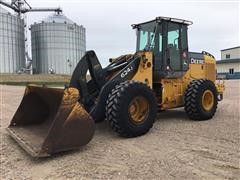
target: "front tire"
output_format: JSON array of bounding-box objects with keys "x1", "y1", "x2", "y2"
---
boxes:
[
  {"x1": 106, "y1": 81, "x2": 157, "y2": 137},
  {"x1": 184, "y1": 79, "x2": 218, "y2": 120}
]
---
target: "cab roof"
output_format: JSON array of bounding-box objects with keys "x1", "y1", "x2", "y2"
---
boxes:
[{"x1": 132, "y1": 16, "x2": 193, "y2": 29}]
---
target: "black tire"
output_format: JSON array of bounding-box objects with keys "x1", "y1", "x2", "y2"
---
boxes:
[
  {"x1": 184, "y1": 79, "x2": 218, "y2": 120},
  {"x1": 90, "y1": 81, "x2": 121, "y2": 123},
  {"x1": 106, "y1": 80, "x2": 157, "y2": 137}
]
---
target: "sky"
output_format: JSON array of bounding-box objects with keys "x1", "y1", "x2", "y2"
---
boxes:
[{"x1": 3, "y1": 0, "x2": 240, "y2": 67}]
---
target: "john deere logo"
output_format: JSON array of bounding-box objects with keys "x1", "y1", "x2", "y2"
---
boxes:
[{"x1": 191, "y1": 58, "x2": 204, "y2": 64}]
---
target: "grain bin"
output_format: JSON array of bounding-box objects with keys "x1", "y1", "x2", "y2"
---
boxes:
[
  {"x1": 31, "y1": 13, "x2": 86, "y2": 74},
  {"x1": 0, "y1": 6, "x2": 25, "y2": 73}
]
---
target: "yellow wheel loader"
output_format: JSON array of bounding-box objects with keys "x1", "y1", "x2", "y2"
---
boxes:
[{"x1": 8, "y1": 17, "x2": 225, "y2": 157}]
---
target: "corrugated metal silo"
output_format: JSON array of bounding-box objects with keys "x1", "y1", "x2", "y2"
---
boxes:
[
  {"x1": 0, "y1": 6, "x2": 25, "y2": 73},
  {"x1": 31, "y1": 13, "x2": 86, "y2": 74}
]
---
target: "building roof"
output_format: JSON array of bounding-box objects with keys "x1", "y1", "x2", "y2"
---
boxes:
[
  {"x1": 216, "y1": 59, "x2": 240, "y2": 64},
  {"x1": 221, "y1": 46, "x2": 240, "y2": 51}
]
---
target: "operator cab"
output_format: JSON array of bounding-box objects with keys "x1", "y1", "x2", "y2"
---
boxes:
[{"x1": 132, "y1": 16, "x2": 193, "y2": 80}]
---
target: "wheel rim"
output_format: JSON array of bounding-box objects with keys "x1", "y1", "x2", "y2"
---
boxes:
[
  {"x1": 202, "y1": 90, "x2": 214, "y2": 111},
  {"x1": 128, "y1": 96, "x2": 149, "y2": 123}
]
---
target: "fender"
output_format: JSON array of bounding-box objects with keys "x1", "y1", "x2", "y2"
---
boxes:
[{"x1": 90, "y1": 56, "x2": 141, "y2": 122}]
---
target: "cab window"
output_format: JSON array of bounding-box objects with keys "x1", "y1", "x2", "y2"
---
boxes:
[{"x1": 167, "y1": 23, "x2": 181, "y2": 71}]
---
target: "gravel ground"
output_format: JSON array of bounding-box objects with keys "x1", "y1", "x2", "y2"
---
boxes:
[{"x1": 0, "y1": 80, "x2": 239, "y2": 180}]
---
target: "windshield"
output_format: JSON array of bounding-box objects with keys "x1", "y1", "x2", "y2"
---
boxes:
[{"x1": 136, "y1": 21, "x2": 158, "y2": 51}]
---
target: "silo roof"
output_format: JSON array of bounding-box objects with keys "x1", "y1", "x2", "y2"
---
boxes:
[
  {"x1": 41, "y1": 13, "x2": 75, "y2": 24},
  {"x1": 0, "y1": 5, "x2": 11, "y2": 14}
]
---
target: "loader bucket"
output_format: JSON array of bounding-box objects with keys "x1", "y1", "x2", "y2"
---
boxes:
[{"x1": 7, "y1": 85, "x2": 95, "y2": 157}]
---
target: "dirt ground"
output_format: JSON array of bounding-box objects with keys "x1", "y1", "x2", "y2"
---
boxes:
[{"x1": 0, "y1": 80, "x2": 239, "y2": 180}]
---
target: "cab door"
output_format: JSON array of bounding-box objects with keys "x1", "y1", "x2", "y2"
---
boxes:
[{"x1": 165, "y1": 22, "x2": 189, "y2": 77}]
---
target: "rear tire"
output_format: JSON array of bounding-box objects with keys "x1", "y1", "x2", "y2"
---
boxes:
[
  {"x1": 106, "y1": 81, "x2": 157, "y2": 137},
  {"x1": 184, "y1": 79, "x2": 218, "y2": 120}
]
